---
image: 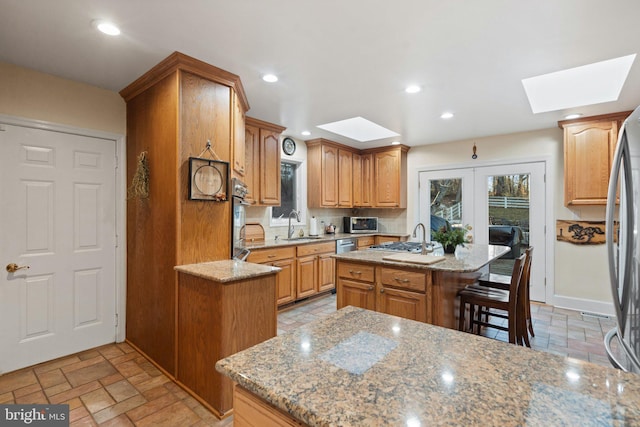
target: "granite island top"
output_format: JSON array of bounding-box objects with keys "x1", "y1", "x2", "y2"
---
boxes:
[
  {"x1": 216, "y1": 306, "x2": 640, "y2": 427},
  {"x1": 174, "y1": 259, "x2": 280, "y2": 283},
  {"x1": 332, "y1": 243, "x2": 510, "y2": 273}
]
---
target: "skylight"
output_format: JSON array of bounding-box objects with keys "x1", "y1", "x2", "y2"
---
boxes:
[
  {"x1": 317, "y1": 117, "x2": 400, "y2": 142},
  {"x1": 522, "y1": 54, "x2": 636, "y2": 113}
]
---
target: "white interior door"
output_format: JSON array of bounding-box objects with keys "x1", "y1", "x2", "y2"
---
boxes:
[{"x1": 0, "y1": 123, "x2": 117, "y2": 374}]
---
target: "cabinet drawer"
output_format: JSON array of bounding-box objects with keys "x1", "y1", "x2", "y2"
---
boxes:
[
  {"x1": 337, "y1": 262, "x2": 375, "y2": 282},
  {"x1": 297, "y1": 241, "x2": 335, "y2": 257},
  {"x1": 247, "y1": 246, "x2": 295, "y2": 264},
  {"x1": 381, "y1": 268, "x2": 426, "y2": 292},
  {"x1": 357, "y1": 236, "x2": 375, "y2": 248}
]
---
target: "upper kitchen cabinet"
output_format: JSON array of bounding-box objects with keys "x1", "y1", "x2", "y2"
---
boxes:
[
  {"x1": 559, "y1": 111, "x2": 631, "y2": 206},
  {"x1": 232, "y1": 92, "x2": 246, "y2": 178},
  {"x1": 119, "y1": 52, "x2": 249, "y2": 376},
  {"x1": 307, "y1": 139, "x2": 355, "y2": 208},
  {"x1": 244, "y1": 117, "x2": 286, "y2": 206},
  {"x1": 371, "y1": 145, "x2": 409, "y2": 208},
  {"x1": 307, "y1": 139, "x2": 409, "y2": 208}
]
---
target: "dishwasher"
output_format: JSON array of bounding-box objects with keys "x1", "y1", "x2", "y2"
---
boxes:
[{"x1": 336, "y1": 237, "x2": 356, "y2": 254}]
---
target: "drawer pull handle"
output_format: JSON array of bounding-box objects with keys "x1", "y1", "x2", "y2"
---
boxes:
[
  {"x1": 394, "y1": 277, "x2": 410, "y2": 283},
  {"x1": 349, "y1": 270, "x2": 362, "y2": 275},
  {"x1": 268, "y1": 255, "x2": 276, "y2": 258}
]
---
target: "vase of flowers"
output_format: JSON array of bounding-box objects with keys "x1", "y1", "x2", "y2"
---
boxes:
[{"x1": 431, "y1": 224, "x2": 472, "y2": 254}]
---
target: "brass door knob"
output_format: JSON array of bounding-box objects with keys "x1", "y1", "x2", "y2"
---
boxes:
[{"x1": 6, "y1": 263, "x2": 30, "y2": 273}]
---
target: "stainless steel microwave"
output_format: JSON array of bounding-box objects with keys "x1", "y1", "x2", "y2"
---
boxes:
[{"x1": 343, "y1": 217, "x2": 378, "y2": 234}]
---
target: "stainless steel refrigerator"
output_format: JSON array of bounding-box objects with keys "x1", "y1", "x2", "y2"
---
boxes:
[{"x1": 605, "y1": 105, "x2": 640, "y2": 373}]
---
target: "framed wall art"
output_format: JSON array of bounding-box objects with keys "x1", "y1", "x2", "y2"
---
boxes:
[{"x1": 188, "y1": 157, "x2": 229, "y2": 201}]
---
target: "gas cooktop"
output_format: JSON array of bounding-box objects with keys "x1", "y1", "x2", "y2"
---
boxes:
[{"x1": 369, "y1": 241, "x2": 444, "y2": 255}]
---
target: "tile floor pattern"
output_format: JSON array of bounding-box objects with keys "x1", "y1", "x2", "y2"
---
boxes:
[{"x1": 0, "y1": 293, "x2": 618, "y2": 426}]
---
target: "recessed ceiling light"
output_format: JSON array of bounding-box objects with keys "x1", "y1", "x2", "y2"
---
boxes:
[
  {"x1": 405, "y1": 85, "x2": 421, "y2": 94},
  {"x1": 522, "y1": 54, "x2": 636, "y2": 113},
  {"x1": 564, "y1": 113, "x2": 583, "y2": 120},
  {"x1": 317, "y1": 117, "x2": 400, "y2": 142},
  {"x1": 92, "y1": 20, "x2": 121, "y2": 36},
  {"x1": 440, "y1": 112, "x2": 454, "y2": 119},
  {"x1": 301, "y1": 130, "x2": 311, "y2": 136},
  {"x1": 262, "y1": 74, "x2": 278, "y2": 83}
]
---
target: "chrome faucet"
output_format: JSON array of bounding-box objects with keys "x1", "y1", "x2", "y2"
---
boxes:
[
  {"x1": 412, "y1": 223, "x2": 431, "y2": 255},
  {"x1": 288, "y1": 210, "x2": 300, "y2": 239}
]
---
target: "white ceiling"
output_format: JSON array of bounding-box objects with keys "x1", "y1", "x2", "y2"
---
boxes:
[{"x1": 2, "y1": 0, "x2": 640, "y2": 148}]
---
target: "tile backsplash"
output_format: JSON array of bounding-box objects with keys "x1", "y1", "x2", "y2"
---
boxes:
[{"x1": 245, "y1": 207, "x2": 407, "y2": 241}]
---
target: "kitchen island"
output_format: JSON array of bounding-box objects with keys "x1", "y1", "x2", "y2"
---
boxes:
[
  {"x1": 333, "y1": 244, "x2": 510, "y2": 328},
  {"x1": 216, "y1": 306, "x2": 640, "y2": 426},
  {"x1": 174, "y1": 260, "x2": 280, "y2": 418}
]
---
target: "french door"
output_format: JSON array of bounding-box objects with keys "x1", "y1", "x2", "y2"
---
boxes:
[{"x1": 419, "y1": 162, "x2": 546, "y2": 302}]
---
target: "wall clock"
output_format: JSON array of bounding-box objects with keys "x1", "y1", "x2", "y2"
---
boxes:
[
  {"x1": 282, "y1": 137, "x2": 296, "y2": 155},
  {"x1": 188, "y1": 157, "x2": 229, "y2": 201}
]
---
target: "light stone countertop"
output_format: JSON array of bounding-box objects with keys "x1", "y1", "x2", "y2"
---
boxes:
[
  {"x1": 174, "y1": 260, "x2": 280, "y2": 283},
  {"x1": 216, "y1": 306, "x2": 640, "y2": 427},
  {"x1": 244, "y1": 232, "x2": 410, "y2": 250},
  {"x1": 332, "y1": 243, "x2": 510, "y2": 273}
]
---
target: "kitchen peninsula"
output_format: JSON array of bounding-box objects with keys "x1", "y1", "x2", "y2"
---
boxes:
[
  {"x1": 334, "y1": 244, "x2": 510, "y2": 328},
  {"x1": 217, "y1": 306, "x2": 640, "y2": 426}
]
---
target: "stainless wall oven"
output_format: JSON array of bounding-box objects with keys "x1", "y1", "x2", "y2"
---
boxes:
[{"x1": 231, "y1": 178, "x2": 250, "y2": 261}]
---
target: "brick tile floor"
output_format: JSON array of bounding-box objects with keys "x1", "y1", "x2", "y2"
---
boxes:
[{"x1": 0, "y1": 293, "x2": 618, "y2": 425}]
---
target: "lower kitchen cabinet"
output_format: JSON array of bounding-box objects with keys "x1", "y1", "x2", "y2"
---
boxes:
[
  {"x1": 336, "y1": 260, "x2": 430, "y2": 323},
  {"x1": 248, "y1": 241, "x2": 336, "y2": 306}
]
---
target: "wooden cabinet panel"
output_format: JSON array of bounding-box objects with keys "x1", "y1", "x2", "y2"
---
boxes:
[
  {"x1": 337, "y1": 278, "x2": 376, "y2": 311},
  {"x1": 244, "y1": 124, "x2": 260, "y2": 205},
  {"x1": 374, "y1": 149, "x2": 401, "y2": 207},
  {"x1": 245, "y1": 117, "x2": 286, "y2": 206},
  {"x1": 296, "y1": 256, "x2": 317, "y2": 299},
  {"x1": 247, "y1": 246, "x2": 296, "y2": 264},
  {"x1": 357, "y1": 236, "x2": 376, "y2": 250},
  {"x1": 317, "y1": 253, "x2": 335, "y2": 293},
  {"x1": 381, "y1": 267, "x2": 427, "y2": 292},
  {"x1": 360, "y1": 153, "x2": 373, "y2": 207},
  {"x1": 337, "y1": 262, "x2": 375, "y2": 282},
  {"x1": 378, "y1": 287, "x2": 427, "y2": 323},
  {"x1": 338, "y1": 149, "x2": 353, "y2": 207},
  {"x1": 352, "y1": 153, "x2": 362, "y2": 207},
  {"x1": 296, "y1": 241, "x2": 335, "y2": 257},
  {"x1": 560, "y1": 111, "x2": 631, "y2": 206},
  {"x1": 374, "y1": 235, "x2": 400, "y2": 245},
  {"x1": 260, "y1": 130, "x2": 281, "y2": 205},
  {"x1": 234, "y1": 385, "x2": 304, "y2": 427},
  {"x1": 273, "y1": 258, "x2": 296, "y2": 306},
  {"x1": 232, "y1": 92, "x2": 246, "y2": 178},
  {"x1": 321, "y1": 144, "x2": 339, "y2": 207}
]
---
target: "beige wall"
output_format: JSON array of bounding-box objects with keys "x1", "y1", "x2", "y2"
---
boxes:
[
  {"x1": 406, "y1": 128, "x2": 613, "y2": 314},
  {"x1": 0, "y1": 61, "x2": 125, "y2": 135}
]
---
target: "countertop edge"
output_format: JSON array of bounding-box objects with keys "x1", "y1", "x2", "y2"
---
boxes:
[{"x1": 174, "y1": 260, "x2": 281, "y2": 283}]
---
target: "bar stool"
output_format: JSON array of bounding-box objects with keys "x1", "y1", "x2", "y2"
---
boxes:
[{"x1": 457, "y1": 253, "x2": 526, "y2": 344}]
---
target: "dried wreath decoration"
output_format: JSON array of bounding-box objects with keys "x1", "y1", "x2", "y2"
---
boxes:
[{"x1": 127, "y1": 151, "x2": 149, "y2": 199}]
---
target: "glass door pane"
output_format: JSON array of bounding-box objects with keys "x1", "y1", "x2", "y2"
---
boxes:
[{"x1": 487, "y1": 174, "x2": 530, "y2": 275}]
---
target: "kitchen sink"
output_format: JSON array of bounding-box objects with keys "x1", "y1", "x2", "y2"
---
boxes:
[{"x1": 282, "y1": 236, "x2": 323, "y2": 241}]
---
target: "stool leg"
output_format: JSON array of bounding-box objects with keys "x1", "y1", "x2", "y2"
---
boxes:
[{"x1": 458, "y1": 297, "x2": 467, "y2": 332}]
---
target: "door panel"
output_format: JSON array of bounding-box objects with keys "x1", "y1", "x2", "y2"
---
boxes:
[{"x1": 1, "y1": 124, "x2": 117, "y2": 373}]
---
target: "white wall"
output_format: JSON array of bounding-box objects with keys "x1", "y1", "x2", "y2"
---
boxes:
[
  {"x1": 406, "y1": 127, "x2": 613, "y2": 315},
  {"x1": 0, "y1": 61, "x2": 125, "y2": 134}
]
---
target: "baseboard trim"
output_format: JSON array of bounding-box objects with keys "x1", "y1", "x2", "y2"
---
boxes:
[{"x1": 551, "y1": 295, "x2": 615, "y2": 317}]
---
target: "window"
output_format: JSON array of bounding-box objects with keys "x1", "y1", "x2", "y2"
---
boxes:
[{"x1": 270, "y1": 160, "x2": 306, "y2": 226}]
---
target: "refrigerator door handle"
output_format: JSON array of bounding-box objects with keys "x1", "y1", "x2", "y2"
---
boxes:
[{"x1": 606, "y1": 126, "x2": 634, "y2": 334}]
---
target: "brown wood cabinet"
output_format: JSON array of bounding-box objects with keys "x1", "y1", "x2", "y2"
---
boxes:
[
  {"x1": 232, "y1": 92, "x2": 246, "y2": 178},
  {"x1": 374, "y1": 235, "x2": 400, "y2": 245},
  {"x1": 307, "y1": 138, "x2": 408, "y2": 208},
  {"x1": 119, "y1": 52, "x2": 248, "y2": 377},
  {"x1": 244, "y1": 117, "x2": 286, "y2": 206},
  {"x1": 356, "y1": 235, "x2": 376, "y2": 250},
  {"x1": 247, "y1": 246, "x2": 296, "y2": 306},
  {"x1": 336, "y1": 261, "x2": 428, "y2": 323},
  {"x1": 248, "y1": 241, "x2": 336, "y2": 306},
  {"x1": 559, "y1": 111, "x2": 631, "y2": 206},
  {"x1": 177, "y1": 271, "x2": 276, "y2": 418}
]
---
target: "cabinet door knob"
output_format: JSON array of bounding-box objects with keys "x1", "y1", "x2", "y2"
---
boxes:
[
  {"x1": 380, "y1": 288, "x2": 385, "y2": 293},
  {"x1": 368, "y1": 285, "x2": 374, "y2": 291}
]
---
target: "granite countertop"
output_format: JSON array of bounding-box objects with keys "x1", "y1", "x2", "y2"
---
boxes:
[
  {"x1": 174, "y1": 260, "x2": 280, "y2": 283},
  {"x1": 244, "y1": 232, "x2": 409, "y2": 250},
  {"x1": 216, "y1": 306, "x2": 640, "y2": 427},
  {"x1": 332, "y1": 243, "x2": 510, "y2": 272}
]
